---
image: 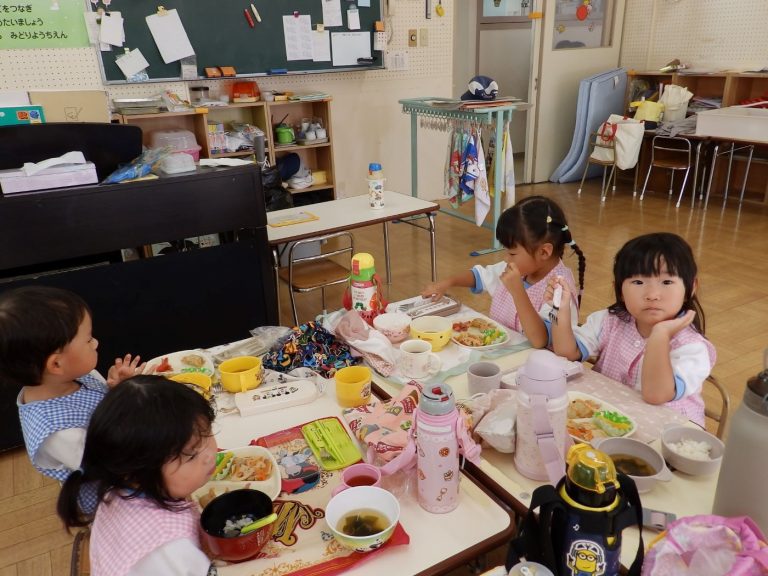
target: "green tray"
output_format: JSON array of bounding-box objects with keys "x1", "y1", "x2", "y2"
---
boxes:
[{"x1": 301, "y1": 417, "x2": 361, "y2": 471}]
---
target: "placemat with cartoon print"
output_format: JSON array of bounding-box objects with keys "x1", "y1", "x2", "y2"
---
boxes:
[{"x1": 193, "y1": 422, "x2": 410, "y2": 575}]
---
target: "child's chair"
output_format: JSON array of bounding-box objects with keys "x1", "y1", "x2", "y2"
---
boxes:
[
  {"x1": 577, "y1": 132, "x2": 617, "y2": 202},
  {"x1": 639, "y1": 135, "x2": 693, "y2": 208},
  {"x1": 704, "y1": 375, "x2": 731, "y2": 440},
  {"x1": 278, "y1": 231, "x2": 354, "y2": 326}
]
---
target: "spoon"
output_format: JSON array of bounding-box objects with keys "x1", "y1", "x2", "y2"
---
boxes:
[{"x1": 239, "y1": 512, "x2": 278, "y2": 536}]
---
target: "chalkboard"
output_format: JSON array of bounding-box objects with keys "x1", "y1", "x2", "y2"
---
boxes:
[{"x1": 94, "y1": 1, "x2": 383, "y2": 84}]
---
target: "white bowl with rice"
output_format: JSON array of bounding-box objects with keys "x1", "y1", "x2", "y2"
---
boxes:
[{"x1": 661, "y1": 425, "x2": 724, "y2": 476}]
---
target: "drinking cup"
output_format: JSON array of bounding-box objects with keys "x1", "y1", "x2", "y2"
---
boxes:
[
  {"x1": 301, "y1": 118, "x2": 311, "y2": 132},
  {"x1": 315, "y1": 127, "x2": 327, "y2": 139},
  {"x1": 219, "y1": 356, "x2": 263, "y2": 393},
  {"x1": 305, "y1": 130, "x2": 317, "y2": 141},
  {"x1": 332, "y1": 463, "x2": 382, "y2": 496},
  {"x1": 335, "y1": 366, "x2": 372, "y2": 408},
  {"x1": 399, "y1": 339, "x2": 441, "y2": 379},
  {"x1": 467, "y1": 361, "x2": 502, "y2": 396}
]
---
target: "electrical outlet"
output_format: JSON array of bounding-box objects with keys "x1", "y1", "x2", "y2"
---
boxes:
[
  {"x1": 408, "y1": 29, "x2": 417, "y2": 48},
  {"x1": 419, "y1": 28, "x2": 428, "y2": 46}
]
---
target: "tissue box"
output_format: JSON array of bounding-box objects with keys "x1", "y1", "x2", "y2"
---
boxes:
[{"x1": 0, "y1": 162, "x2": 98, "y2": 194}]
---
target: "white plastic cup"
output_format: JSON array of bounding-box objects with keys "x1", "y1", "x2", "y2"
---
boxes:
[{"x1": 367, "y1": 177, "x2": 385, "y2": 209}]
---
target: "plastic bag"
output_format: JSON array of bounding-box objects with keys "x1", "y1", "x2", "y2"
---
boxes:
[
  {"x1": 103, "y1": 146, "x2": 171, "y2": 183},
  {"x1": 474, "y1": 390, "x2": 518, "y2": 453},
  {"x1": 210, "y1": 326, "x2": 292, "y2": 364},
  {"x1": 261, "y1": 165, "x2": 294, "y2": 211}
]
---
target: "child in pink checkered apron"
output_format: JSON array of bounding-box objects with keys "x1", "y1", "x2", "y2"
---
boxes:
[
  {"x1": 421, "y1": 195, "x2": 586, "y2": 348},
  {"x1": 549, "y1": 232, "x2": 715, "y2": 426},
  {"x1": 57, "y1": 375, "x2": 217, "y2": 576}
]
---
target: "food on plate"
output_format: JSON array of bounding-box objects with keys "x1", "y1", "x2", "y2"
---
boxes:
[
  {"x1": 567, "y1": 397, "x2": 601, "y2": 419},
  {"x1": 198, "y1": 487, "x2": 219, "y2": 509},
  {"x1": 181, "y1": 353, "x2": 206, "y2": 368},
  {"x1": 452, "y1": 317, "x2": 506, "y2": 348},
  {"x1": 592, "y1": 410, "x2": 633, "y2": 437},
  {"x1": 228, "y1": 455, "x2": 273, "y2": 482},
  {"x1": 212, "y1": 452, "x2": 235, "y2": 480},
  {"x1": 155, "y1": 357, "x2": 172, "y2": 373},
  {"x1": 667, "y1": 438, "x2": 712, "y2": 461},
  {"x1": 566, "y1": 420, "x2": 607, "y2": 442}
]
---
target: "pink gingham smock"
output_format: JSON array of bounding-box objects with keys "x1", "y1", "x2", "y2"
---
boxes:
[
  {"x1": 91, "y1": 492, "x2": 210, "y2": 576},
  {"x1": 574, "y1": 309, "x2": 716, "y2": 426},
  {"x1": 473, "y1": 259, "x2": 578, "y2": 334}
]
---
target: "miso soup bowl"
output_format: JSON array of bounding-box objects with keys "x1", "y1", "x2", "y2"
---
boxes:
[
  {"x1": 325, "y1": 486, "x2": 400, "y2": 553},
  {"x1": 593, "y1": 437, "x2": 672, "y2": 493},
  {"x1": 200, "y1": 489, "x2": 274, "y2": 562}
]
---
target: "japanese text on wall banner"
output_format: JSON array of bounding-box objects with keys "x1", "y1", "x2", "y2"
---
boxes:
[{"x1": 0, "y1": 0, "x2": 89, "y2": 49}]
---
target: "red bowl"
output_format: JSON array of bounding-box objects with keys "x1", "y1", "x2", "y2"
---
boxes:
[{"x1": 200, "y1": 489, "x2": 274, "y2": 562}]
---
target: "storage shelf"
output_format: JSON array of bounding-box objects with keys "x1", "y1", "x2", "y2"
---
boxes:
[
  {"x1": 273, "y1": 142, "x2": 331, "y2": 152},
  {"x1": 287, "y1": 183, "x2": 335, "y2": 194},
  {"x1": 210, "y1": 150, "x2": 255, "y2": 158}
]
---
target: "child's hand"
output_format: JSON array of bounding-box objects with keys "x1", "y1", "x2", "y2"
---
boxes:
[
  {"x1": 546, "y1": 276, "x2": 572, "y2": 310},
  {"x1": 650, "y1": 309, "x2": 696, "y2": 339},
  {"x1": 421, "y1": 280, "x2": 451, "y2": 300},
  {"x1": 499, "y1": 262, "x2": 524, "y2": 293},
  {"x1": 107, "y1": 354, "x2": 146, "y2": 387}
]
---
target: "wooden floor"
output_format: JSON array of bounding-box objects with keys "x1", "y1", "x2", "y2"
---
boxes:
[{"x1": 2, "y1": 180, "x2": 766, "y2": 574}]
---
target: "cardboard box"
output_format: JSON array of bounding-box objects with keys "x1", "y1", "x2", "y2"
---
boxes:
[
  {"x1": 28, "y1": 90, "x2": 110, "y2": 123},
  {"x1": 0, "y1": 105, "x2": 45, "y2": 126},
  {"x1": 0, "y1": 162, "x2": 98, "y2": 194},
  {"x1": 696, "y1": 106, "x2": 768, "y2": 144}
]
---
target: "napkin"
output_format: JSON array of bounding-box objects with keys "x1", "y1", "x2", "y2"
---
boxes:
[{"x1": 332, "y1": 310, "x2": 397, "y2": 376}]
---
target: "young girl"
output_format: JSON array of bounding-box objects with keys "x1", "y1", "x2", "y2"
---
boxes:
[
  {"x1": 421, "y1": 195, "x2": 586, "y2": 348},
  {"x1": 58, "y1": 375, "x2": 217, "y2": 576},
  {"x1": 549, "y1": 232, "x2": 715, "y2": 426},
  {"x1": 0, "y1": 286, "x2": 144, "y2": 488}
]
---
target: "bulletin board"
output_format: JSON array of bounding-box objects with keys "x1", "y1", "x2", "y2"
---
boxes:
[{"x1": 92, "y1": 0, "x2": 384, "y2": 84}]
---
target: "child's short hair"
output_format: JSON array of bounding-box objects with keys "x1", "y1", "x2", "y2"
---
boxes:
[
  {"x1": 609, "y1": 232, "x2": 705, "y2": 333},
  {"x1": 495, "y1": 195, "x2": 586, "y2": 303},
  {"x1": 57, "y1": 375, "x2": 216, "y2": 528},
  {"x1": 0, "y1": 286, "x2": 91, "y2": 388}
]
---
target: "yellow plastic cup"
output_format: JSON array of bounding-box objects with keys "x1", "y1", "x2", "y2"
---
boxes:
[
  {"x1": 335, "y1": 366, "x2": 372, "y2": 408},
  {"x1": 218, "y1": 356, "x2": 263, "y2": 393}
]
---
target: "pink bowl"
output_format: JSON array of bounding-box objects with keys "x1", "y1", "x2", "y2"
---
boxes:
[{"x1": 373, "y1": 312, "x2": 411, "y2": 343}]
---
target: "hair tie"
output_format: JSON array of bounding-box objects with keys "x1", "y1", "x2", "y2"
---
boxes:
[
  {"x1": 76, "y1": 467, "x2": 84, "y2": 474},
  {"x1": 546, "y1": 216, "x2": 552, "y2": 224},
  {"x1": 568, "y1": 239, "x2": 577, "y2": 246},
  {"x1": 561, "y1": 225, "x2": 569, "y2": 232}
]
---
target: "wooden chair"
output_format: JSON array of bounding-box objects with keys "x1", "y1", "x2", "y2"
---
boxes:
[
  {"x1": 577, "y1": 132, "x2": 617, "y2": 202},
  {"x1": 639, "y1": 135, "x2": 692, "y2": 208},
  {"x1": 704, "y1": 375, "x2": 731, "y2": 439},
  {"x1": 278, "y1": 231, "x2": 354, "y2": 326},
  {"x1": 70, "y1": 527, "x2": 90, "y2": 576}
]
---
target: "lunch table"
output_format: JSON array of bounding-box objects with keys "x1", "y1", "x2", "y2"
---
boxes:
[
  {"x1": 371, "y1": 317, "x2": 720, "y2": 568},
  {"x1": 267, "y1": 191, "x2": 438, "y2": 323},
  {"x1": 210, "y1": 370, "x2": 516, "y2": 576}
]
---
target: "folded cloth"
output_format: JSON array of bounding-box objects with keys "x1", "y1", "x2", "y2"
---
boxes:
[
  {"x1": 343, "y1": 383, "x2": 421, "y2": 463},
  {"x1": 333, "y1": 310, "x2": 397, "y2": 376}
]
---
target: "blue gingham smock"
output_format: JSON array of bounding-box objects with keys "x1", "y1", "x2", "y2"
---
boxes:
[{"x1": 17, "y1": 373, "x2": 108, "y2": 512}]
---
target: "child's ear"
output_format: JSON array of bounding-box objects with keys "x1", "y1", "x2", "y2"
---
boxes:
[
  {"x1": 691, "y1": 277, "x2": 699, "y2": 297},
  {"x1": 45, "y1": 353, "x2": 65, "y2": 375},
  {"x1": 537, "y1": 242, "x2": 554, "y2": 260}
]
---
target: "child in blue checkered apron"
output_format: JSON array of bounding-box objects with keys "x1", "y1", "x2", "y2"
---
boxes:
[
  {"x1": 58, "y1": 375, "x2": 217, "y2": 576},
  {"x1": 0, "y1": 286, "x2": 145, "y2": 509}
]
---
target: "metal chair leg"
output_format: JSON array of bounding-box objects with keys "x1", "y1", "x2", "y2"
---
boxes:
[
  {"x1": 289, "y1": 286, "x2": 299, "y2": 327},
  {"x1": 612, "y1": 163, "x2": 617, "y2": 192},
  {"x1": 640, "y1": 159, "x2": 653, "y2": 200},
  {"x1": 704, "y1": 144, "x2": 720, "y2": 210},
  {"x1": 738, "y1": 145, "x2": 755, "y2": 204},
  {"x1": 669, "y1": 171, "x2": 675, "y2": 195},
  {"x1": 676, "y1": 165, "x2": 691, "y2": 208},
  {"x1": 723, "y1": 143, "x2": 735, "y2": 208},
  {"x1": 321, "y1": 287, "x2": 327, "y2": 316},
  {"x1": 577, "y1": 160, "x2": 590, "y2": 195}
]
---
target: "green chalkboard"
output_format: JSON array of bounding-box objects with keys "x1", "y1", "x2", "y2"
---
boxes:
[{"x1": 94, "y1": 1, "x2": 383, "y2": 83}]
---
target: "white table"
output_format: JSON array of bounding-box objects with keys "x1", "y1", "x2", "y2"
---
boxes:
[
  {"x1": 212, "y1": 378, "x2": 515, "y2": 576},
  {"x1": 267, "y1": 191, "x2": 438, "y2": 321},
  {"x1": 373, "y1": 345, "x2": 719, "y2": 568}
]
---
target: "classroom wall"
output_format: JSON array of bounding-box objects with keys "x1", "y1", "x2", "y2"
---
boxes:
[
  {"x1": 0, "y1": 2, "x2": 454, "y2": 200},
  {"x1": 620, "y1": 0, "x2": 768, "y2": 72}
]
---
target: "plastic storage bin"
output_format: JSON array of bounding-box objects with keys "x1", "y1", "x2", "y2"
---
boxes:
[{"x1": 150, "y1": 129, "x2": 202, "y2": 161}]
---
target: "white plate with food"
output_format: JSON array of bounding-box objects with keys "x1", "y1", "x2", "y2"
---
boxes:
[
  {"x1": 192, "y1": 445, "x2": 281, "y2": 509},
  {"x1": 146, "y1": 349, "x2": 215, "y2": 377},
  {"x1": 566, "y1": 391, "x2": 636, "y2": 444},
  {"x1": 451, "y1": 317, "x2": 509, "y2": 350}
]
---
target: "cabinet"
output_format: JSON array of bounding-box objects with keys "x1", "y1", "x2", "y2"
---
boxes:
[
  {"x1": 116, "y1": 97, "x2": 336, "y2": 203},
  {"x1": 626, "y1": 71, "x2": 768, "y2": 205}
]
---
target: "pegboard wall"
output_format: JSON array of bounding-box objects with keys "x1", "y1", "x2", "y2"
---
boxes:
[
  {"x1": 620, "y1": 0, "x2": 768, "y2": 72},
  {"x1": 0, "y1": 0, "x2": 453, "y2": 102}
]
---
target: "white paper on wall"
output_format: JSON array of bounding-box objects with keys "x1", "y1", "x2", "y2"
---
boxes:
[
  {"x1": 145, "y1": 8, "x2": 195, "y2": 64},
  {"x1": 312, "y1": 30, "x2": 331, "y2": 62},
  {"x1": 283, "y1": 14, "x2": 313, "y2": 61},
  {"x1": 321, "y1": 0, "x2": 343, "y2": 27},
  {"x1": 99, "y1": 12, "x2": 124, "y2": 47},
  {"x1": 331, "y1": 32, "x2": 371, "y2": 66},
  {"x1": 115, "y1": 48, "x2": 150, "y2": 78}
]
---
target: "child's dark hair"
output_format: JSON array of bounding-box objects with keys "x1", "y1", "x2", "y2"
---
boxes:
[
  {"x1": 495, "y1": 195, "x2": 586, "y2": 303},
  {"x1": 609, "y1": 232, "x2": 705, "y2": 333},
  {"x1": 0, "y1": 286, "x2": 91, "y2": 388},
  {"x1": 57, "y1": 375, "x2": 215, "y2": 529}
]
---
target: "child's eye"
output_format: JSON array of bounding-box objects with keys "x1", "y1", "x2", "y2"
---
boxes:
[
  {"x1": 182, "y1": 451, "x2": 198, "y2": 462},
  {"x1": 662, "y1": 279, "x2": 675, "y2": 285},
  {"x1": 631, "y1": 279, "x2": 643, "y2": 285}
]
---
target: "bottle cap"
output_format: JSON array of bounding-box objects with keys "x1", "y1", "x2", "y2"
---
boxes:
[
  {"x1": 368, "y1": 162, "x2": 382, "y2": 171},
  {"x1": 419, "y1": 384, "x2": 455, "y2": 416}
]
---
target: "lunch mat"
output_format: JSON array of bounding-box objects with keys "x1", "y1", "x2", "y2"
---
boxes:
[{"x1": 196, "y1": 429, "x2": 409, "y2": 576}]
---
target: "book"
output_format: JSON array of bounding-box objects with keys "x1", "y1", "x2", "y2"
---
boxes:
[{"x1": 268, "y1": 210, "x2": 318, "y2": 227}]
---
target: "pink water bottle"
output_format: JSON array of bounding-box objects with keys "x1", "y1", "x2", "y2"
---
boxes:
[{"x1": 415, "y1": 384, "x2": 480, "y2": 513}]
